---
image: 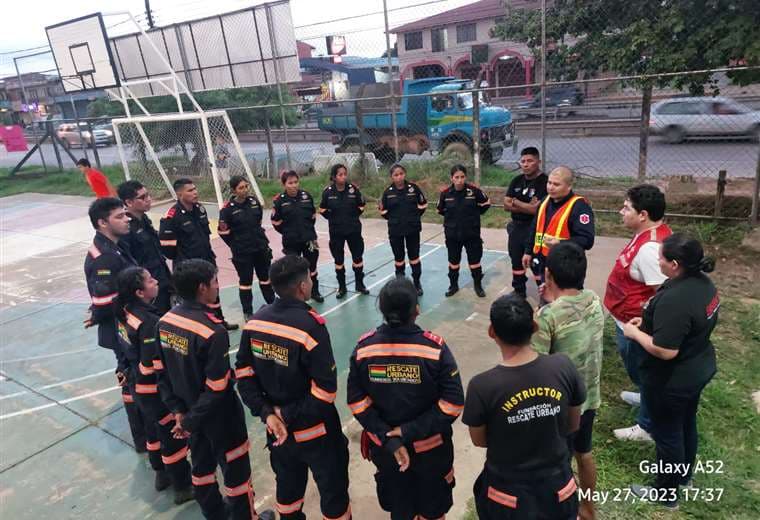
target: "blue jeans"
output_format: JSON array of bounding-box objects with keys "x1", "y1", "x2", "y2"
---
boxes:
[{"x1": 615, "y1": 324, "x2": 652, "y2": 432}]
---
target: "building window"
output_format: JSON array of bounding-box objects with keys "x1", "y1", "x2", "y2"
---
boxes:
[
  {"x1": 404, "y1": 31, "x2": 423, "y2": 51},
  {"x1": 431, "y1": 27, "x2": 446, "y2": 52},
  {"x1": 457, "y1": 23, "x2": 477, "y2": 43}
]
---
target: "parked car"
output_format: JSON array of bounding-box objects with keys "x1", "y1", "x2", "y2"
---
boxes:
[
  {"x1": 56, "y1": 122, "x2": 114, "y2": 148},
  {"x1": 515, "y1": 86, "x2": 585, "y2": 110},
  {"x1": 650, "y1": 97, "x2": 760, "y2": 143}
]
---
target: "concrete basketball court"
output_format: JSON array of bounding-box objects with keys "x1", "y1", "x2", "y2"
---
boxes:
[{"x1": 0, "y1": 193, "x2": 626, "y2": 519}]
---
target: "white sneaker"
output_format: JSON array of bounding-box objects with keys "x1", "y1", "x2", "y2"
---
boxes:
[
  {"x1": 620, "y1": 391, "x2": 641, "y2": 407},
  {"x1": 614, "y1": 424, "x2": 653, "y2": 442}
]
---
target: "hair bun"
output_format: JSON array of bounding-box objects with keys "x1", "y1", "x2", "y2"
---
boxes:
[
  {"x1": 699, "y1": 256, "x2": 716, "y2": 273},
  {"x1": 386, "y1": 311, "x2": 403, "y2": 327}
]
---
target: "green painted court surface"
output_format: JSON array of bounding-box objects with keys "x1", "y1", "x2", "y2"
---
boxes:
[{"x1": 0, "y1": 193, "x2": 515, "y2": 518}]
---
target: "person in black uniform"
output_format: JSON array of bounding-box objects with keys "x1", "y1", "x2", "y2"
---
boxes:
[
  {"x1": 521, "y1": 166, "x2": 595, "y2": 289},
  {"x1": 118, "y1": 180, "x2": 173, "y2": 313},
  {"x1": 157, "y1": 259, "x2": 274, "y2": 520},
  {"x1": 347, "y1": 277, "x2": 464, "y2": 520},
  {"x1": 271, "y1": 171, "x2": 324, "y2": 303},
  {"x1": 159, "y1": 178, "x2": 237, "y2": 330},
  {"x1": 504, "y1": 147, "x2": 548, "y2": 297},
  {"x1": 319, "y1": 163, "x2": 370, "y2": 299},
  {"x1": 218, "y1": 175, "x2": 275, "y2": 321},
  {"x1": 463, "y1": 294, "x2": 586, "y2": 520},
  {"x1": 83, "y1": 197, "x2": 146, "y2": 452},
  {"x1": 379, "y1": 164, "x2": 427, "y2": 296},
  {"x1": 116, "y1": 266, "x2": 193, "y2": 505},
  {"x1": 235, "y1": 255, "x2": 351, "y2": 520},
  {"x1": 623, "y1": 234, "x2": 719, "y2": 509},
  {"x1": 437, "y1": 164, "x2": 491, "y2": 298}
]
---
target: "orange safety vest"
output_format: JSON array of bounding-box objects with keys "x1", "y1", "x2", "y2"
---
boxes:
[{"x1": 532, "y1": 195, "x2": 583, "y2": 256}]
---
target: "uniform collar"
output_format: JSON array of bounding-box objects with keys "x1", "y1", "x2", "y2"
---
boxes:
[
  {"x1": 94, "y1": 231, "x2": 119, "y2": 250},
  {"x1": 272, "y1": 296, "x2": 311, "y2": 311},
  {"x1": 390, "y1": 181, "x2": 409, "y2": 191},
  {"x1": 127, "y1": 299, "x2": 159, "y2": 318},
  {"x1": 377, "y1": 323, "x2": 423, "y2": 335},
  {"x1": 551, "y1": 191, "x2": 575, "y2": 205},
  {"x1": 178, "y1": 300, "x2": 213, "y2": 312}
]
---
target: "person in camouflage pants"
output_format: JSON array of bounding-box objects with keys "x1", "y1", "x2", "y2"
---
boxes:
[{"x1": 533, "y1": 241, "x2": 604, "y2": 520}]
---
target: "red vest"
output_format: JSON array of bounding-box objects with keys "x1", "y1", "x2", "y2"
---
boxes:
[{"x1": 604, "y1": 223, "x2": 672, "y2": 322}]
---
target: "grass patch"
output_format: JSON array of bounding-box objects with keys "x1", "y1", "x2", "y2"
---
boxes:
[{"x1": 0, "y1": 165, "x2": 126, "y2": 199}]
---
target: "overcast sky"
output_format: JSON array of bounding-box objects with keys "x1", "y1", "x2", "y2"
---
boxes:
[{"x1": 1, "y1": 0, "x2": 475, "y2": 77}]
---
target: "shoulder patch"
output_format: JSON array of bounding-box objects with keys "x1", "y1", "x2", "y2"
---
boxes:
[
  {"x1": 357, "y1": 328, "x2": 377, "y2": 343},
  {"x1": 423, "y1": 330, "x2": 444, "y2": 346},
  {"x1": 88, "y1": 244, "x2": 102, "y2": 259},
  {"x1": 439, "y1": 185, "x2": 448, "y2": 193},
  {"x1": 164, "y1": 207, "x2": 176, "y2": 218},
  {"x1": 308, "y1": 309, "x2": 326, "y2": 325},
  {"x1": 579, "y1": 213, "x2": 590, "y2": 225},
  {"x1": 205, "y1": 312, "x2": 223, "y2": 324}
]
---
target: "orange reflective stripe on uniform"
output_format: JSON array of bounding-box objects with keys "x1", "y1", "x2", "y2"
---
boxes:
[
  {"x1": 161, "y1": 312, "x2": 215, "y2": 339},
  {"x1": 224, "y1": 481, "x2": 252, "y2": 497},
  {"x1": 348, "y1": 396, "x2": 373, "y2": 415},
  {"x1": 417, "y1": 203, "x2": 428, "y2": 210},
  {"x1": 367, "y1": 431, "x2": 382, "y2": 446},
  {"x1": 356, "y1": 343, "x2": 441, "y2": 361},
  {"x1": 146, "y1": 440, "x2": 161, "y2": 451},
  {"x1": 448, "y1": 263, "x2": 460, "y2": 270},
  {"x1": 444, "y1": 468, "x2": 455, "y2": 484},
  {"x1": 205, "y1": 370, "x2": 231, "y2": 392},
  {"x1": 276, "y1": 498, "x2": 305, "y2": 514},
  {"x1": 218, "y1": 229, "x2": 231, "y2": 235},
  {"x1": 324, "y1": 504, "x2": 352, "y2": 520},
  {"x1": 310, "y1": 381, "x2": 336, "y2": 403},
  {"x1": 259, "y1": 279, "x2": 271, "y2": 285},
  {"x1": 125, "y1": 311, "x2": 142, "y2": 329},
  {"x1": 92, "y1": 292, "x2": 117, "y2": 306},
  {"x1": 158, "y1": 413, "x2": 174, "y2": 426},
  {"x1": 335, "y1": 264, "x2": 345, "y2": 270},
  {"x1": 352, "y1": 261, "x2": 364, "y2": 268},
  {"x1": 192, "y1": 473, "x2": 217, "y2": 486},
  {"x1": 239, "y1": 284, "x2": 253, "y2": 290},
  {"x1": 293, "y1": 422, "x2": 327, "y2": 443},
  {"x1": 487, "y1": 486, "x2": 517, "y2": 508},
  {"x1": 412, "y1": 433, "x2": 443, "y2": 453},
  {"x1": 557, "y1": 477, "x2": 578, "y2": 502},
  {"x1": 245, "y1": 320, "x2": 318, "y2": 351},
  {"x1": 437, "y1": 399, "x2": 463, "y2": 417},
  {"x1": 160, "y1": 239, "x2": 178, "y2": 246},
  {"x1": 88, "y1": 244, "x2": 101, "y2": 258},
  {"x1": 207, "y1": 302, "x2": 221, "y2": 309},
  {"x1": 235, "y1": 366, "x2": 255, "y2": 379},
  {"x1": 135, "y1": 384, "x2": 158, "y2": 394},
  {"x1": 122, "y1": 392, "x2": 134, "y2": 403},
  {"x1": 138, "y1": 362, "x2": 155, "y2": 375},
  {"x1": 394, "y1": 260, "x2": 405, "y2": 266},
  {"x1": 512, "y1": 269, "x2": 526, "y2": 275},
  {"x1": 162, "y1": 446, "x2": 189, "y2": 465},
  {"x1": 468, "y1": 263, "x2": 481, "y2": 269},
  {"x1": 409, "y1": 257, "x2": 421, "y2": 265},
  {"x1": 225, "y1": 440, "x2": 250, "y2": 462},
  {"x1": 153, "y1": 359, "x2": 164, "y2": 370}
]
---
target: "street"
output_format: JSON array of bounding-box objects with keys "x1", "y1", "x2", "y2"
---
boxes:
[{"x1": 2, "y1": 134, "x2": 757, "y2": 180}]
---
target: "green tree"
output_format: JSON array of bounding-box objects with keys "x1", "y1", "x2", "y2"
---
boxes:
[{"x1": 492, "y1": 0, "x2": 760, "y2": 178}]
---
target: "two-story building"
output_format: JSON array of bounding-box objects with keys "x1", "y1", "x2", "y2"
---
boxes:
[{"x1": 391, "y1": 0, "x2": 540, "y2": 98}]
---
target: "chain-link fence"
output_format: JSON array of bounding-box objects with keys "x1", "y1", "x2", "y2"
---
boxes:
[{"x1": 2, "y1": 0, "x2": 758, "y2": 221}]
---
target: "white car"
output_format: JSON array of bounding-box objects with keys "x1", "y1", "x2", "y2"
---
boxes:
[
  {"x1": 650, "y1": 97, "x2": 760, "y2": 143},
  {"x1": 56, "y1": 122, "x2": 114, "y2": 148}
]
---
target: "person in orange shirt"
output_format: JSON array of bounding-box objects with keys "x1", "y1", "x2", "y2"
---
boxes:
[{"x1": 78, "y1": 158, "x2": 116, "y2": 198}]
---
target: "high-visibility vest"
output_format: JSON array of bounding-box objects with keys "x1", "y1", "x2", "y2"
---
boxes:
[{"x1": 532, "y1": 195, "x2": 583, "y2": 256}]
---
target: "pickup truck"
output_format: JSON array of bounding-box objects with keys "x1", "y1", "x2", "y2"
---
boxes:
[{"x1": 316, "y1": 77, "x2": 517, "y2": 164}]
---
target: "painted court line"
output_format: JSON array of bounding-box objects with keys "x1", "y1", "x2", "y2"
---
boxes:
[
  {"x1": 1, "y1": 347, "x2": 95, "y2": 364},
  {"x1": 0, "y1": 386, "x2": 120, "y2": 420},
  {"x1": 0, "y1": 369, "x2": 114, "y2": 402}
]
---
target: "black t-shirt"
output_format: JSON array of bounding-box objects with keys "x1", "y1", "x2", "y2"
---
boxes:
[
  {"x1": 462, "y1": 353, "x2": 586, "y2": 475},
  {"x1": 506, "y1": 173, "x2": 548, "y2": 222},
  {"x1": 638, "y1": 274, "x2": 719, "y2": 389}
]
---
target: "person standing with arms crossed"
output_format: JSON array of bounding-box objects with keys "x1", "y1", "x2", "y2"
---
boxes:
[
  {"x1": 504, "y1": 147, "x2": 548, "y2": 297},
  {"x1": 379, "y1": 164, "x2": 428, "y2": 296}
]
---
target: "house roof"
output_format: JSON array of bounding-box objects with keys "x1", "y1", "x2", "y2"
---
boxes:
[{"x1": 390, "y1": 0, "x2": 540, "y2": 34}]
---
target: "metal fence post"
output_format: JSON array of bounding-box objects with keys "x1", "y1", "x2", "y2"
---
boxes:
[
  {"x1": 265, "y1": 4, "x2": 292, "y2": 171},
  {"x1": 87, "y1": 121, "x2": 102, "y2": 170},
  {"x1": 752, "y1": 147, "x2": 760, "y2": 226},
  {"x1": 540, "y1": 0, "x2": 547, "y2": 164},
  {"x1": 383, "y1": 0, "x2": 399, "y2": 164},
  {"x1": 473, "y1": 89, "x2": 481, "y2": 185}
]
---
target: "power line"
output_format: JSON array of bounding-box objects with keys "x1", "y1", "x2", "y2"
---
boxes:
[{"x1": 293, "y1": 0, "x2": 448, "y2": 30}]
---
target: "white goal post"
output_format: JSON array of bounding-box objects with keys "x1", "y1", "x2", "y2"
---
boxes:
[{"x1": 112, "y1": 110, "x2": 264, "y2": 208}]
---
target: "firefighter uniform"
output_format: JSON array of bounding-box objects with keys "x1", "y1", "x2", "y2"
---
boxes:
[
  {"x1": 437, "y1": 183, "x2": 491, "y2": 293},
  {"x1": 84, "y1": 232, "x2": 146, "y2": 450},
  {"x1": 159, "y1": 202, "x2": 227, "y2": 321},
  {"x1": 218, "y1": 195, "x2": 275, "y2": 316},
  {"x1": 235, "y1": 298, "x2": 351, "y2": 520},
  {"x1": 524, "y1": 192, "x2": 595, "y2": 284},
  {"x1": 319, "y1": 182, "x2": 368, "y2": 294},
  {"x1": 157, "y1": 302, "x2": 259, "y2": 520},
  {"x1": 122, "y1": 212, "x2": 173, "y2": 313},
  {"x1": 505, "y1": 172, "x2": 548, "y2": 295},
  {"x1": 347, "y1": 325, "x2": 464, "y2": 520},
  {"x1": 271, "y1": 191, "x2": 323, "y2": 297},
  {"x1": 379, "y1": 182, "x2": 427, "y2": 283},
  {"x1": 117, "y1": 300, "x2": 191, "y2": 491}
]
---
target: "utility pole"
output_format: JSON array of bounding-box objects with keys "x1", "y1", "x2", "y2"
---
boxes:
[{"x1": 145, "y1": 0, "x2": 155, "y2": 29}]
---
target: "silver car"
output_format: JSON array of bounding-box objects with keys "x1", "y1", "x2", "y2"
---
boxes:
[
  {"x1": 56, "y1": 122, "x2": 114, "y2": 148},
  {"x1": 650, "y1": 97, "x2": 760, "y2": 143}
]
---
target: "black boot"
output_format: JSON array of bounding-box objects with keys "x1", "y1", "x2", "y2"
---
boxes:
[
  {"x1": 354, "y1": 268, "x2": 370, "y2": 295},
  {"x1": 473, "y1": 268, "x2": 486, "y2": 298},
  {"x1": 173, "y1": 485, "x2": 194, "y2": 505},
  {"x1": 445, "y1": 269, "x2": 459, "y2": 297},
  {"x1": 260, "y1": 281, "x2": 275, "y2": 304},
  {"x1": 395, "y1": 264, "x2": 405, "y2": 278},
  {"x1": 154, "y1": 470, "x2": 171, "y2": 492},
  {"x1": 336, "y1": 268, "x2": 347, "y2": 299},
  {"x1": 311, "y1": 276, "x2": 324, "y2": 303}
]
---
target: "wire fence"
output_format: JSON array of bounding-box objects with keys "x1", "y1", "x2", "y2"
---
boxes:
[{"x1": 2, "y1": 0, "x2": 758, "y2": 222}]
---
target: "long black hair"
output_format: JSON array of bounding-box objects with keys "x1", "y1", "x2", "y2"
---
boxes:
[
  {"x1": 661, "y1": 233, "x2": 716, "y2": 276},
  {"x1": 330, "y1": 163, "x2": 347, "y2": 182},
  {"x1": 378, "y1": 277, "x2": 418, "y2": 327},
  {"x1": 116, "y1": 266, "x2": 149, "y2": 321}
]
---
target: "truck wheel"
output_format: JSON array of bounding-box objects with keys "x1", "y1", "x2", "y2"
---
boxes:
[{"x1": 442, "y1": 141, "x2": 472, "y2": 162}]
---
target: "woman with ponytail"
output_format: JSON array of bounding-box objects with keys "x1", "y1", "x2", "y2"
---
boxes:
[
  {"x1": 346, "y1": 277, "x2": 464, "y2": 519},
  {"x1": 622, "y1": 234, "x2": 719, "y2": 509}
]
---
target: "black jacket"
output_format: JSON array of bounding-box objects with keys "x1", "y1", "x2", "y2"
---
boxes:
[
  {"x1": 271, "y1": 190, "x2": 318, "y2": 246},
  {"x1": 437, "y1": 183, "x2": 491, "y2": 241},
  {"x1": 158, "y1": 202, "x2": 215, "y2": 264},
  {"x1": 347, "y1": 324, "x2": 464, "y2": 454},
  {"x1": 380, "y1": 181, "x2": 427, "y2": 237},
  {"x1": 122, "y1": 212, "x2": 171, "y2": 284},
  {"x1": 319, "y1": 182, "x2": 365, "y2": 236},
  {"x1": 524, "y1": 191, "x2": 596, "y2": 256},
  {"x1": 218, "y1": 196, "x2": 270, "y2": 257}
]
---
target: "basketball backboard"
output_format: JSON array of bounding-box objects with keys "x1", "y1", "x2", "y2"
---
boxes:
[{"x1": 45, "y1": 13, "x2": 120, "y2": 93}]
